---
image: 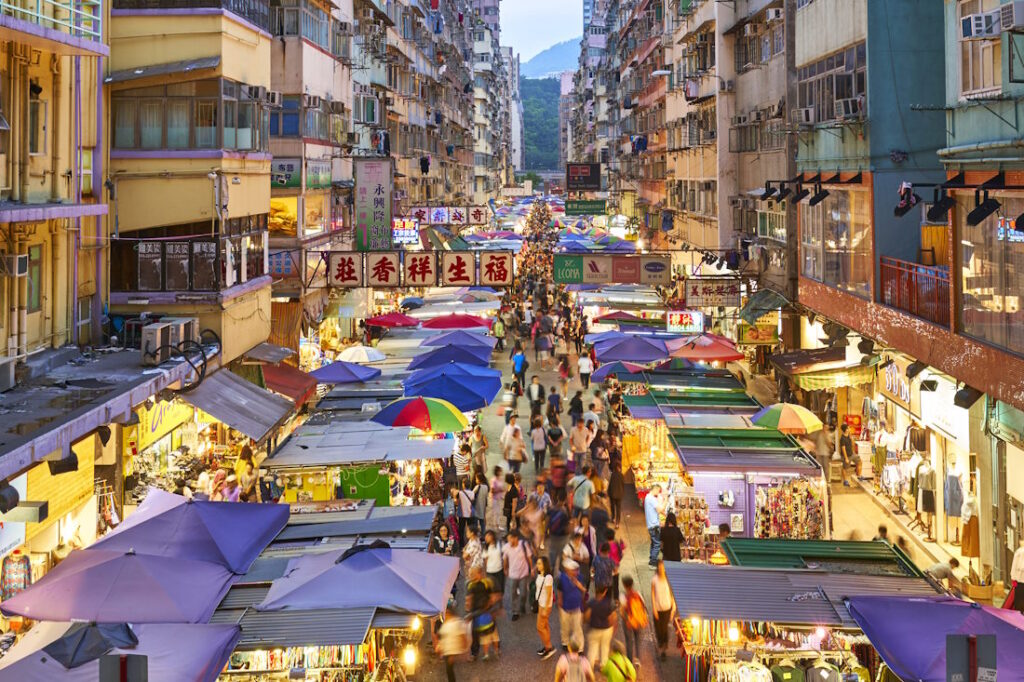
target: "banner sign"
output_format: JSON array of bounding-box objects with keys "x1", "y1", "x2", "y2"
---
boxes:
[
  {"x1": 566, "y1": 199, "x2": 607, "y2": 216},
  {"x1": 685, "y1": 277, "x2": 742, "y2": 307},
  {"x1": 271, "y1": 158, "x2": 302, "y2": 188},
  {"x1": 306, "y1": 159, "x2": 332, "y2": 189},
  {"x1": 404, "y1": 253, "x2": 438, "y2": 287},
  {"x1": 666, "y1": 310, "x2": 705, "y2": 334},
  {"x1": 405, "y1": 206, "x2": 489, "y2": 225},
  {"x1": 329, "y1": 252, "x2": 364, "y2": 287},
  {"x1": 429, "y1": 207, "x2": 450, "y2": 225},
  {"x1": 566, "y1": 163, "x2": 601, "y2": 191},
  {"x1": 479, "y1": 252, "x2": 514, "y2": 286},
  {"x1": 554, "y1": 254, "x2": 671, "y2": 285},
  {"x1": 737, "y1": 323, "x2": 779, "y2": 345},
  {"x1": 355, "y1": 158, "x2": 393, "y2": 251},
  {"x1": 325, "y1": 252, "x2": 514, "y2": 288},
  {"x1": 442, "y1": 252, "x2": 475, "y2": 285}
]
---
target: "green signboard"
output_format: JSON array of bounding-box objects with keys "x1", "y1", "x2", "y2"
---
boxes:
[
  {"x1": 553, "y1": 255, "x2": 584, "y2": 283},
  {"x1": 565, "y1": 199, "x2": 607, "y2": 216}
]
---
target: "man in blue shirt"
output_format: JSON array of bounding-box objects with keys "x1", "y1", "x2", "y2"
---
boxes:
[
  {"x1": 512, "y1": 347, "x2": 527, "y2": 387},
  {"x1": 644, "y1": 484, "x2": 666, "y2": 568},
  {"x1": 557, "y1": 558, "x2": 585, "y2": 650}
]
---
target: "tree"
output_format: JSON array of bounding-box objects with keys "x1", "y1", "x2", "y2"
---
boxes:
[{"x1": 519, "y1": 77, "x2": 561, "y2": 171}]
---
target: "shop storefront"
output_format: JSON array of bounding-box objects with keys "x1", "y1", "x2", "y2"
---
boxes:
[{"x1": 989, "y1": 399, "x2": 1024, "y2": 582}]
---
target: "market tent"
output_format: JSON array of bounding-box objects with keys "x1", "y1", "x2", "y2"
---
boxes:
[
  {"x1": 421, "y1": 329, "x2": 498, "y2": 349},
  {"x1": 739, "y1": 288, "x2": 790, "y2": 325},
  {"x1": 407, "y1": 343, "x2": 491, "y2": 370},
  {"x1": 90, "y1": 488, "x2": 289, "y2": 574},
  {"x1": 403, "y1": 364, "x2": 502, "y2": 411},
  {"x1": 0, "y1": 621, "x2": 240, "y2": 682},
  {"x1": 721, "y1": 538, "x2": 925, "y2": 577},
  {"x1": 365, "y1": 312, "x2": 420, "y2": 328},
  {"x1": 594, "y1": 335, "x2": 669, "y2": 363},
  {"x1": 262, "y1": 362, "x2": 317, "y2": 404},
  {"x1": 42, "y1": 622, "x2": 138, "y2": 668},
  {"x1": 420, "y1": 313, "x2": 493, "y2": 329},
  {"x1": 264, "y1": 434, "x2": 455, "y2": 469},
  {"x1": 770, "y1": 346, "x2": 878, "y2": 390},
  {"x1": 591, "y1": 361, "x2": 646, "y2": 382},
  {"x1": 0, "y1": 549, "x2": 235, "y2": 623},
  {"x1": 669, "y1": 334, "x2": 745, "y2": 362},
  {"x1": 257, "y1": 546, "x2": 459, "y2": 615},
  {"x1": 179, "y1": 369, "x2": 294, "y2": 444},
  {"x1": 310, "y1": 359, "x2": 382, "y2": 384},
  {"x1": 593, "y1": 311, "x2": 640, "y2": 323},
  {"x1": 847, "y1": 596, "x2": 1024, "y2": 682},
  {"x1": 338, "y1": 345, "x2": 387, "y2": 363}
]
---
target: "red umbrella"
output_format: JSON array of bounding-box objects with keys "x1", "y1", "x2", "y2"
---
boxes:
[
  {"x1": 594, "y1": 311, "x2": 640, "y2": 323},
  {"x1": 365, "y1": 312, "x2": 420, "y2": 328},
  {"x1": 669, "y1": 334, "x2": 745, "y2": 362},
  {"x1": 421, "y1": 313, "x2": 493, "y2": 329}
]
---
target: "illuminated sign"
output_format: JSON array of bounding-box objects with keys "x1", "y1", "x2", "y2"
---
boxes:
[{"x1": 666, "y1": 310, "x2": 705, "y2": 334}]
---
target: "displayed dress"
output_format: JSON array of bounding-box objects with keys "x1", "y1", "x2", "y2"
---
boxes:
[
  {"x1": 944, "y1": 468, "x2": 963, "y2": 518},
  {"x1": 960, "y1": 496, "x2": 980, "y2": 558},
  {"x1": 917, "y1": 464, "x2": 936, "y2": 514},
  {"x1": 0, "y1": 551, "x2": 31, "y2": 601}
]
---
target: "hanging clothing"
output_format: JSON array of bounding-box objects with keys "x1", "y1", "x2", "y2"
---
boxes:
[
  {"x1": 905, "y1": 425, "x2": 927, "y2": 452},
  {"x1": 0, "y1": 552, "x2": 31, "y2": 601},
  {"x1": 917, "y1": 464, "x2": 936, "y2": 514},
  {"x1": 944, "y1": 472, "x2": 963, "y2": 517}
]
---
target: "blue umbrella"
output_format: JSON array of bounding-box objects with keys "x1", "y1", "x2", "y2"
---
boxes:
[
  {"x1": 422, "y1": 329, "x2": 498, "y2": 349},
  {"x1": 591, "y1": 361, "x2": 646, "y2": 382},
  {"x1": 561, "y1": 241, "x2": 593, "y2": 253},
  {"x1": 401, "y1": 296, "x2": 424, "y2": 309},
  {"x1": 407, "y1": 344, "x2": 491, "y2": 370},
  {"x1": 605, "y1": 240, "x2": 636, "y2": 253},
  {"x1": 594, "y1": 335, "x2": 669, "y2": 362},
  {"x1": 406, "y1": 362, "x2": 502, "y2": 385},
  {"x1": 404, "y1": 364, "x2": 502, "y2": 411},
  {"x1": 310, "y1": 360, "x2": 382, "y2": 384}
]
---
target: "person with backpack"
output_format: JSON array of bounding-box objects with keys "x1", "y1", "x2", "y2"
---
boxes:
[
  {"x1": 591, "y1": 542, "x2": 615, "y2": 596},
  {"x1": 601, "y1": 640, "x2": 637, "y2": 682},
  {"x1": 619, "y1": 576, "x2": 648, "y2": 666},
  {"x1": 554, "y1": 638, "x2": 595, "y2": 682}
]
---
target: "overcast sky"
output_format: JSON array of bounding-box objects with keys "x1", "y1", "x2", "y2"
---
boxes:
[{"x1": 500, "y1": 0, "x2": 583, "y2": 61}]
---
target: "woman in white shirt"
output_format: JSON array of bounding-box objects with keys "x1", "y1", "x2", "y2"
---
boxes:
[
  {"x1": 650, "y1": 560, "x2": 676, "y2": 661},
  {"x1": 534, "y1": 555, "x2": 555, "y2": 658},
  {"x1": 483, "y1": 529, "x2": 505, "y2": 596}
]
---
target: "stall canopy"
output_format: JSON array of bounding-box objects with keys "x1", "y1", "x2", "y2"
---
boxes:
[
  {"x1": 419, "y1": 313, "x2": 492, "y2": 329},
  {"x1": 407, "y1": 343, "x2": 491, "y2": 370},
  {"x1": 309, "y1": 360, "x2": 382, "y2": 384},
  {"x1": 264, "y1": 434, "x2": 454, "y2": 469},
  {"x1": 422, "y1": 329, "x2": 498, "y2": 349},
  {"x1": 739, "y1": 288, "x2": 789, "y2": 325},
  {"x1": 847, "y1": 596, "x2": 1024, "y2": 682},
  {"x1": 262, "y1": 363, "x2": 317, "y2": 404},
  {"x1": 257, "y1": 547, "x2": 460, "y2": 615},
  {"x1": 403, "y1": 363, "x2": 502, "y2": 411},
  {"x1": 0, "y1": 621, "x2": 240, "y2": 682},
  {"x1": 721, "y1": 538, "x2": 925, "y2": 578},
  {"x1": 0, "y1": 549, "x2": 235, "y2": 623},
  {"x1": 180, "y1": 369, "x2": 294, "y2": 444},
  {"x1": 594, "y1": 335, "x2": 669, "y2": 363},
  {"x1": 771, "y1": 346, "x2": 877, "y2": 390},
  {"x1": 243, "y1": 342, "x2": 296, "y2": 364},
  {"x1": 90, "y1": 488, "x2": 289, "y2": 574},
  {"x1": 663, "y1": 563, "x2": 940, "y2": 628}
]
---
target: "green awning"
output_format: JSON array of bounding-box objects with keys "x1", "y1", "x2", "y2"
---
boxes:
[
  {"x1": 668, "y1": 427, "x2": 799, "y2": 451},
  {"x1": 739, "y1": 288, "x2": 789, "y2": 325},
  {"x1": 721, "y1": 538, "x2": 925, "y2": 578}
]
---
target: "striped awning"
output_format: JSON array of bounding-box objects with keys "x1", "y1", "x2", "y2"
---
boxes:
[{"x1": 791, "y1": 363, "x2": 876, "y2": 390}]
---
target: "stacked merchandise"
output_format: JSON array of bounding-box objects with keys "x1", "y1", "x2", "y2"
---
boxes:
[
  {"x1": 754, "y1": 480, "x2": 825, "y2": 539},
  {"x1": 222, "y1": 641, "x2": 379, "y2": 680},
  {"x1": 672, "y1": 493, "x2": 710, "y2": 560}
]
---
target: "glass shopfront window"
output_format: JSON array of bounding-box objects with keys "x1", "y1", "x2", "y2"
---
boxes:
[
  {"x1": 799, "y1": 189, "x2": 871, "y2": 297},
  {"x1": 960, "y1": 196, "x2": 1024, "y2": 355}
]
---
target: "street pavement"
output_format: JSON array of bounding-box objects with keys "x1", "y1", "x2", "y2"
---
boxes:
[{"x1": 416, "y1": 341, "x2": 683, "y2": 681}]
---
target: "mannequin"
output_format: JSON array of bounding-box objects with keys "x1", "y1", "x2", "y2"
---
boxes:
[
  {"x1": 917, "y1": 461, "x2": 936, "y2": 540},
  {"x1": 960, "y1": 490, "x2": 980, "y2": 566},
  {"x1": 1008, "y1": 538, "x2": 1024, "y2": 614},
  {"x1": 944, "y1": 462, "x2": 964, "y2": 544}
]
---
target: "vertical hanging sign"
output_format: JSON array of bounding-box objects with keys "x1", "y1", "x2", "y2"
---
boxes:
[{"x1": 355, "y1": 158, "x2": 393, "y2": 251}]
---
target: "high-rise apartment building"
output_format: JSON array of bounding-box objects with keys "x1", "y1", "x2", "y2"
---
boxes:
[{"x1": 473, "y1": 0, "x2": 500, "y2": 39}]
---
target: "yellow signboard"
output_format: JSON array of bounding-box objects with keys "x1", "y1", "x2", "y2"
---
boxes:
[{"x1": 136, "y1": 400, "x2": 194, "y2": 452}]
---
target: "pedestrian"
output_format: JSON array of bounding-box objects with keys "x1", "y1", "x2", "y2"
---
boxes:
[
  {"x1": 651, "y1": 561, "x2": 676, "y2": 661},
  {"x1": 504, "y1": 473, "x2": 521, "y2": 531},
  {"x1": 547, "y1": 385, "x2": 563, "y2": 415},
  {"x1": 562, "y1": 529, "x2": 591, "y2": 592},
  {"x1": 504, "y1": 426, "x2": 528, "y2": 474},
  {"x1": 589, "y1": 494, "x2": 611, "y2": 546},
  {"x1": 472, "y1": 472, "x2": 489, "y2": 534},
  {"x1": 577, "y1": 353, "x2": 594, "y2": 389},
  {"x1": 577, "y1": 512, "x2": 599, "y2": 562},
  {"x1": 660, "y1": 511, "x2": 685, "y2": 562},
  {"x1": 547, "y1": 415, "x2": 566, "y2": 464},
  {"x1": 528, "y1": 376, "x2": 546, "y2": 414},
  {"x1": 838, "y1": 423, "x2": 856, "y2": 487},
  {"x1": 592, "y1": 542, "x2": 615, "y2": 598},
  {"x1": 534, "y1": 555, "x2": 556, "y2": 659},
  {"x1": 517, "y1": 496, "x2": 546, "y2": 549},
  {"x1": 470, "y1": 425, "x2": 489, "y2": 474},
  {"x1": 462, "y1": 524, "x2": 484, "y2": 573},
  {"x1": 489, "y1": 466, "x2": 507, "y2": 530},
  {"x1": 608, "y1": 465, "x2": 624, "y2": 529},
  {"x1": 558, "y1": 355, "x2": 571, "y2": 398},
  {"x1": 437, "y1": 601, "x2": 469, "y2": 681},
  {"x1": 557, "y1": 559, "x2": 586, "y2": 651},
  {"x1": 530, "y1": 416, "x2": 548, "y2": 472},
  {"x1": 644, "y1": 484, "x2": 667, "y2": 568},
  {"x1": 483, "y1": 530, "x2": 505, "y2": 597},
  {"x1": 602, "y1": 640, "x2": 637, "y2": 682},
  {"x1": 431, "y1": 523, "x2": 456, "y2": 557},
  {"x1": 873, "y1": 524, "x2": 889, "y2": 543},
  {"x1": 443, "y1": 486, "x2": 461, "y2": 546},
  {"x1": 502, "y1": 530, "x2": 534, "y2": 621},
  {"x1": 590, "y1": 429, "x2": 610, "y2": 481},
  {"x1": 584, "y1": 584, "x2": 617, "y2": 669},
  {"x1": 569, "y1": 390, "x2": 585, "y2": 427},
  {"x1": 582, "y1": 403, "x2": 600, "y2": 431},
  {"x1": 500, "y1": 414, "x2": 519, "y2": 451},
  {"x1": 569, "y1": 420, "x2": 592, "y2": 473},
  {"x1": 568, "y1": 465, "x2": 595, "y2": 518},
  {"x1": 466, "y1": 566, "x2": 500, "y2": 662},
  {"x1": 619, "y1": 576, "x2": 647, "y2": 665},
  {"x1": 493, "y1": 316, "x2": 506, "y2": 351},
  {"x1": 456, "y1": 479, "x2": 475, "y2": 541},
  {"x1": 512, "y1": 345, "x2": 528, "y2": 387},
  {"x1": 926, "y1": 558, "x2": 961, "y2": 591},
  {"x1": 606, "y1": 531, "x2": 625, "y2": 601}
]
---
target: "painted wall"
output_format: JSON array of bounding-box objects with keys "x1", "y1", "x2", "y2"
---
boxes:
[{"x1": 794, "y1": 0, "x2": 866, "y2": 66}]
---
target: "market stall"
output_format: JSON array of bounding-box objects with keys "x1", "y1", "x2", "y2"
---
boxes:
[{"x1": 663, "y1": 562, "x2": 942, "y2": 682}]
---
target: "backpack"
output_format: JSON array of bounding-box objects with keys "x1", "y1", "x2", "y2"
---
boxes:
[
  {"x1": 592, "y1": 555, "x2": 613, "y2": 590},
  {"x1": 564, "y1": 654, "x2": 588, "y2": 682},
  {"x1": 624, "y1": 591, "x2": 649, "y2": 630}
]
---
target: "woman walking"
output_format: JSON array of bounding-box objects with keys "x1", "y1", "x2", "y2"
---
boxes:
[
  {"x1": 483, "y1": 530, "x2": 505, "y2": 597},
  {"x1": 651, "y1": 560, "x2": 676, "y2": 661},
  {"x1": 489, "y1": 466, "x2": 506, "y2": 531},
  {"x1": 534, "y1": 555, "x2": 555, "y2": 659},
  {"x1": 530, "y1": 416, "x2": 548, "y2": 472},
  {"x1": 470, "y1": 425, "x2": 489, "y2": 475},
  {"x1": 504, "y1": 425, "x2": 528, "y2": 474}
]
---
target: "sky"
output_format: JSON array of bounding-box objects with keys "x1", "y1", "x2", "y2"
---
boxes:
[{"x1": 500, "y1": 0, "x2": 584, "y2": 62}]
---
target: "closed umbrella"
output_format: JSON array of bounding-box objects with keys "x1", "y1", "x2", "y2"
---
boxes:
[
  {"x1": 422, "y1": 329, "x2": 498, "y2": 349},
  {"x1": 420, "y1": 313, "x2": 492, "y2": 329},
  {"x1": 594, "y1": 335, "x2": 669, "y2": 363},
  {"x1": 407, "y1": 343, "x2": 491, "y2": 370},
  {"x1": 338, "y1": 345, "x2": 387, "y2": 363},
  {"x1": 365, "y1": 312, "x2": 420, "y2": 328},
  {"x1": 370, "y1": 397, "x2": 469, "y2": 432},
  {"x1": 310, "y1": 360, "x2": 382, "y2": 384}
]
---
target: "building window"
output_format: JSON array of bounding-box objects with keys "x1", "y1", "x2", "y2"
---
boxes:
[
  {"x1": 728, "y1": 123, "x2": 758, "y2": 152},
  {"x1": 270, "y1": 96, "x2": 301, "y2": 136},
  {"x1": 760, "y1": 119, "x2": 786, "y2": 150},
  {"x1": 799, "y1": 189, "x2": 871, "y2": 297},
  {"x1": 27, "y1": 245, "x2": 41, "y2": 312},
  {"x1": 797, "y1": 42, "x2": 866, "y2": 123},
  {"x1": 960, "y1": 196, "x2": 1024, "y2": 355},
  {"x1": 959, "y1": 0, "x2": 1001, "y2": 96},
  {"x1": 757, "y1": 208, "x2": 786, "y2": 242},
  {"x1": 28, "y1": 98, "x2": 46, "y2": 155}
]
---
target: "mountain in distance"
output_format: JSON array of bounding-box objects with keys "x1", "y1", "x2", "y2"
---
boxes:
[{"x1": 522, "y1": 37, "x2": 582, "y2": 79}]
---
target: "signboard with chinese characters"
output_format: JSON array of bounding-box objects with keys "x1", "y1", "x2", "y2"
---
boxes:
[
  {"x1": 328, "y1": 252, "x2": 364, "y2": 287},
  {"x1": 566, "y1": 163, "x2": 601, "y2": 191},
  {"x1": 407, "y1": 206, "x2": 429, "y2": 224},
  {"x1": 429, "y1": 207, "x2": 450, "y2": 225},
  {"x1": 685, "y1": 277, "x2": 742, "y2": 307},
  {"x1": 365, "y1": 252, "x2": 400, "y2": 287},
  {"x1": 442, "y1": 252, "x2": 475, "y2": 285},
  {"x1": 480, "y1": 252, "x2": 514, "y2": 286},
  {"x1": 737, "y1": 323, "x2": 779, "y2": 345},
  {"x1": 355, "y1": 158, "x2": 392, "y2": 251},
  {"x1": 306, "y1": 159, "x2": 332, "y2": 189},
  {"x1": 467, "y1": 205, "x2": 489, "y2": 225},
  {"x1": 582, "y1": 256, "x2": 611, "y2": 284},
  {"x1": 392, "y1": 219, "x2": 419, "y2": 245},
  {"x1": 448, "y1": 207, "x2": 467, "y2": 226},
  {"x1": 566, "y1": 199, "x2": 607, "y2": 216},
  {"x1": 666, "y1": 310, "x2": 705, "y2": 334},
  {"x1": 404, "y1": 253, "x2": 437, "y2": 287},
  {"x1": 271, "y1": 158, "x2": 302, "y2": 188}
]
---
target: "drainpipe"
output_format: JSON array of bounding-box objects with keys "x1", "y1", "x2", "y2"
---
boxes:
[
  {"x1": 5, "y1": 44, "x2": 13, "y2": 199},
  {"x1": 94, "y1": 55, "x2": 104, "y2": 344},
  {"x1": 71, "y1": 54, "x2": 81, "y2": 344},
  {"x1": 6, "y1": 231, "x2": 14, "y2": 357},
  {"x1": 19, "y1": 53, "x2": 30, "y2": 204},
  {"x1": 50, "y1": 54, "x2": 60, "y2": 202},
  {"x1": 49, "y1": 222, "x2": 60, "y2": 347},
  {"x1": 936, "y1": 138, "x2": 1024, "y2": 158},
  {"x1": 17, "y1": 237, "x2": 26, "y2": 356}
]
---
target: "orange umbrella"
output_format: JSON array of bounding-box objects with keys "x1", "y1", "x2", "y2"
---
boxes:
[{"x1": 669, "y1": 334, "x2": 745, "y2": 362}]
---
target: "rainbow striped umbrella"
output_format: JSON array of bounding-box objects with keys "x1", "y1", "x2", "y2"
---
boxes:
[
  {"x1": 751, "y1": 403, "x2": 823, "y2": 434},
  {"x1": 370, "y1": 397, "x2": 469, "y2": 433},
  {"x1": 549, "y1": 218, "x2": 566, "y2": 228}
]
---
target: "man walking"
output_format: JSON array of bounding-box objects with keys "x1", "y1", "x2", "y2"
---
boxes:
[
  {"x1": 502, "y1": 530, "x2": 533, "y2": 621},
  {"x1": 577, "y1": 353, "x2": 594, "y2": 389},
  {"x1": 557, "y1": 559, "x2": 586, "y2": 651},
  {"x1": 528, "y1": 376, "x2": 546, "y2": 415},
  {"x1": 644, "y1": 484, "x2": 666, "y2": 568}
]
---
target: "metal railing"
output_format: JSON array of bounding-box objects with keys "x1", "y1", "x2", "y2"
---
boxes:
[
  {"x1": 114, "y1": 0, "x2": 270, "y2": 32},
  {"x1": 0, "y1": 0, "x2": 101, "y2": 41},
  {"x1": 879, "y1": 256, "x2": 950, "y2": 327}
]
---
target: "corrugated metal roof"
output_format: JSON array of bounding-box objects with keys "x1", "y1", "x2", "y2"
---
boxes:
[
  {"x1": 679, "y1": 447, "x2": 822, "y2": 473},
  {"x1": 275, "y1": 508, "x2": 436, "y2": 542},
  {"x1": 664, "y1": 564, "x2": 940, "y2": 628},
  {"x1": 371, "y1": 611, "x2": 419, "y2": 630},
  {"x1": 219, "y1": 585, "x2": 270, "y2": 610},
  {"x1": 243, "y1": 342, "x2": 296, "y2": 364},
  {"x1": 179, "y1": 370, "x2": 294, "y2": 444},
  {"x1": 722, "y1": 539, "x2": 925, "y2": 578},
  {"x1": 211, "y1": 607, "x2": 376, "y2": 649}
]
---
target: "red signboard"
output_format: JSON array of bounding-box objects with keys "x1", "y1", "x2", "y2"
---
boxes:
[{"x1": 611, "y1": 256, "x2": 641, "y2": 283}]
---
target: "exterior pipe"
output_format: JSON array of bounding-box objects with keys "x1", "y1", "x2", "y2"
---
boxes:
[
  {"x1": 50, "y1": 54, "x2": 60, "y2": 202},
  {"x1": 19, "y1": 55, "x2": 29, "y2": 204},
  {"x1": 94, "y1": 54, "x2": 104, "y2": 345},
  {"x1": 937, "y1": 138, "x2": 1024, "y2": 158},
  {"x1": 72, "y1": 54, "x2": 81, "y2": 344},
  {"x1": 942, "y1": 157, "x2": 1024, "y2": 166}
]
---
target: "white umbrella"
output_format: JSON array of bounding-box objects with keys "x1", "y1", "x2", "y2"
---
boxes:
[{"x1": 338, "y1": 345, "x2": 387, "y2": 363}]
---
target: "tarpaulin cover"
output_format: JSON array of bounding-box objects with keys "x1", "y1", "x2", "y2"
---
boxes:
[
  {"x1": 847, "y1": 595, "x2": 1024, "y2": 682},
  {"x1": 262, "y1": 362, "x2": 317, "y2": 404},
  {"x1": 739, "y1": 288, "x2": 789, "y2": 325},
  {"x1": 407, "y1": 343, "x2": 491, "y2": 370},
  {"x1": 257, "y1": 547, "x2": 460, "y2": 616},
  {"x1": 42, "y1": 622, "x2": 138, "y2": 668},
  {"x1": 310, "y1": 360, "x2": 383, "y2": 384},
  {"x1": 591, "y1": 361, "x2": 645, "y2": 382},
  {"x1": 90, "y1": 488, "x2": 289, "y2": 574},
  {"x1": 0, "y1": 621, "x2": 240, "y2": 682},
  {"x1": 594, "y1": 336, "x2": 669, "y2": 363},
  {"x1": 0, "y1": 549, "x2": 235, "y2": 623},
  {"x1": 422, "y1": 329, "x2": 498, "y2": 349}
]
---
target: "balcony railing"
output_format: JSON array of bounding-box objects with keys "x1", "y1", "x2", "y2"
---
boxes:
[
  {"x1": 114, "y1": 0, "x2": 270, "y2": 32},
  {"x1": 879, "y1": 256, "x2": 950, "y2": 327},
  {"x1": 1, "y1": 0, "x2": 102, "y2": 41}
]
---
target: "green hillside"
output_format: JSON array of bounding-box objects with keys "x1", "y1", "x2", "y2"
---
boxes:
[{"x1": 520, "y1": 77, "x2": 561, "y2": 171}]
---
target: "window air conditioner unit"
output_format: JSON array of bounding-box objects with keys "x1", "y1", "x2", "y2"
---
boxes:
[
  {"x1": 385, "y1": 97, "x2": 394, "y2": 105},
  {"x1": 766, "y1": 8, "x2": 783, "y2": 22},
  {"x1": 791, "y1": 107, "x2": 815, "y2": 125},
  {"x1": 0, "y1": 254, "x2": 27, "y2": 277},
  {"x1": 1001, "y1": 1, "x2": 1024, "y2": 31},
  {"x1": 751, "y1": 110, "x2": 764, "y2": 122},
  {"x1": 302, "y1": 94, "x2": 322, "y2": 108},
  {"x1": 743, "y1": 23, "x2": 761, "y2": 36},
  {"x1": 267, "y1": 91, "x2": 283, "y2": 107},
  {"x1": 330, "y1": 101, "x2": 346, "y2": 114},
  {"x1": 720, "y1": 79, "x2": 734, "y2": 92},
  {"x1": 962, "y1": 11, "x2": 1000, "y2": 39},
  {"x1": 250, "y1": 85, "x2": 267, "y2": 101},
  {"x1": 141, "y1": 322, "x2": 172, "y2": 366},
  {"x1": 701, "y1": 181, "x2": 714, "y2": 191},
  {"x1": 729, "y1": 197, "x2": 742, "y2": 208},
  {"x1": 338, "y1": 21, "x2": 352, "y2": 34},
  {"x1": 836, "y1": 97, "x2": 862, "y2": 119}
]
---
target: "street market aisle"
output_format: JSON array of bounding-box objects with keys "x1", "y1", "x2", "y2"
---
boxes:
[{"x1": 416, "y1": 346, "x2": 682, "y2": 681}]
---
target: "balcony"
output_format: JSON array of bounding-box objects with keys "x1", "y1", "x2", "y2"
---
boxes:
[
  {"x1": 114, "y1": 0, "x2": 270, "y2": 32},
  {"x1": 0, "y1": 0, "x2": 103, "y2": 54},
  {"x1": 879, "y1": 256, "x2": 950, "y2": 328}
]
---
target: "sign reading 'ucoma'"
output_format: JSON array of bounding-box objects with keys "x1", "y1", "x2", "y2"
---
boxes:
[
  {"x1": 553, "y1": 254, "x2": 672, "y2": 285},
  {"x1": 327, "y1": 251, "x2": 514, "y2": 288}
]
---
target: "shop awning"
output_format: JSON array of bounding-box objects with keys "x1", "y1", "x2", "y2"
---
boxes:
[
  {"x1": 739, "y1": 288, "x2": 789, "y2": 325},
  {"x1": 210, "y1": 605, "x2": 376, "y2": 649},
  {"x1": 276, "y1": 507, "x2": 438, "y2": 542},
  {"x1": 265, "y1": 437, "x2": 454, "y2": 469},
  {"x1": 244, "y1": 342, "x2": 296, "y2": 364},
  {"x1": 721, "y1": 538, "x2": 925, "y2": 578},
  {"x1": 676, "y1": 447, "x2": 821, "y2": 473},
  {"x1": 770, "y1": 346, "x2": 877, "y2": 390},
  {"x1": 180, "y1": 370, "x2": 295, "y2": 444},
  {"x1": 262, "y1": 363, "x2": 317, "y2": 404},
  {"x1": 663, "y1": 563, "x2": 940, "y2": 628}
]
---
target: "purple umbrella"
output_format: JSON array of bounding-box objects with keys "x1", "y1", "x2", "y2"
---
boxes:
[
  {"x1": 310, "y1": 360, "x2": 382, "y2": 384},
  {"x1": 90, "y1": 488, "x2": 288, "y2": 574},
  {"x1": 594, "y1": 335, "x2": 669, "y2": 363},
  {"x1": 848, "y1": 596, "x2": 1024, "y2": 682},
  {"x1": 0, "y1": 549, "x2": 235, "y2": 623},
  {"x1": 407, "y1": 343, "x2": 491, "y2": 370},
  {"x1": 421, "y1": 329, "x2": 498, "y2": 349}
]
